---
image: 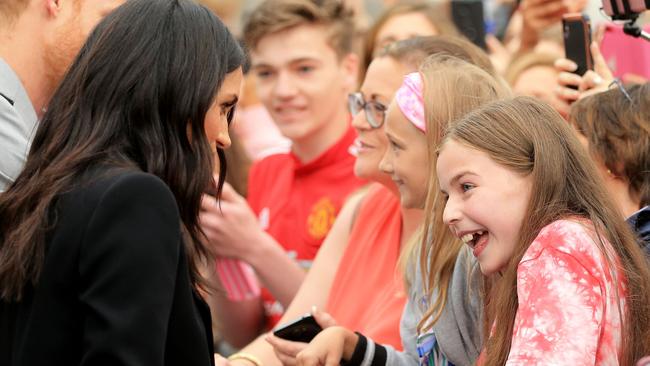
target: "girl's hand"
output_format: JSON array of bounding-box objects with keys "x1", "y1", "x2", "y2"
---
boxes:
[
  {"x1": 266, "y1": 308, "x2": 338, "y2": 366},
  {"x1": 295, "y1": 326, "x2": 359, "y2": 366},
  {"x1": 555, "y1": 42, "x2": 614, "y2": 105}
]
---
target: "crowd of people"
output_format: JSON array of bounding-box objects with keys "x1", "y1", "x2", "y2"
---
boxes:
[{"x1": 0, "y1": 0, "x2": 648, "y2": 365}]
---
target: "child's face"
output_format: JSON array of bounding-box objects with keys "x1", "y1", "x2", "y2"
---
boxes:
[
  {"x1": 250, "y1": 24, "x2": 356, "y2": 146},
  {"x1": 437, "y1": 139, "x2": 533, "y2": 275},
  {"x1": 380, "y1": 100, "x2": 429, "y2": 209}
]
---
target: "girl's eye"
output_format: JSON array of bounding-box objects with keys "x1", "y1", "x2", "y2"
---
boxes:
[
  {"x1": 389, "y1": 140, "x2": 401, "y2": 151},
  {"x1": 461, "y1": 183, "x2": 474, "y2": 192}
]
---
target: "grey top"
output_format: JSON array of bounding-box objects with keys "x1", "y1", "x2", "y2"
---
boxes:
[
  {"x1": 356, "y1": 246, "x2": 482, "y2": 366},
  {"x1": 0, "y1": 57, "x2": 38, "y2": 192}
]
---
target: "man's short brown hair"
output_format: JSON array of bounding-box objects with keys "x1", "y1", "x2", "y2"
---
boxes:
[
  {"x1": 0, "y1": 0, "x2": 30, "y2": 25},
  {"x1": 242, "y1": 0, "x2": 355, "y2": 58}
]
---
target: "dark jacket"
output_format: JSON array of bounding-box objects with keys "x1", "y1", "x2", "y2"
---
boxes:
[
  {"x1": 0, "y1": 169, "x2": 214, "y2": 366},
  {"x1": 627, "y1": 205, "x2": 650, "y2": 256}
]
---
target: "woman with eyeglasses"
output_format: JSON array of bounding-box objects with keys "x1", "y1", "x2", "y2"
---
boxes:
[
  {"x1": 220, "y1": 35, "x2": 493, "y2": 366},
  {"x1": 0, "y1": 0, "x2": 246, "y2": 365}
]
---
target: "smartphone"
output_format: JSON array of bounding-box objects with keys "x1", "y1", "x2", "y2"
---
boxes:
[
  {"x1": 272, "y1": 314, "x2": 322, "y2": 343},
  {"x1": 602, "y1": 0, "x2": 650, "y2": 20},
  {"x1": 562, "y1": 13, "x2": 593, "y2": 79},
  {"x1": 451, "y1": 0, "x2": 487, "y2": 50}
]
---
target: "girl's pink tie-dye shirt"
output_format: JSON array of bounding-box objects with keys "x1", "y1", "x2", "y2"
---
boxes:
[{"x1": 506, "y1": 219, "x2": 627, "y2": 365}]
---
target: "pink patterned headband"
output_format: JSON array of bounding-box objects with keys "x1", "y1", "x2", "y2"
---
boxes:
[{"x1": 395, "y1": 72, "x2": 425, "y2": 132}]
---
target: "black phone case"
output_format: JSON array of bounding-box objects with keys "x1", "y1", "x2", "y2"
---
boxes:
[
  {"x1": 451, "y1": 1, "x2": 487, "y2": 51},
  {"x1": 563, "y1": 14, "x2": 593, "y2": 77},
  {"x1": 273, "y1": 315, "x2": 323, "y2": 343}
]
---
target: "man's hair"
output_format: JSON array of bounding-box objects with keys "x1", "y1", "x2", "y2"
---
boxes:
[
  {"x1": 242, "y1": 0, "x2": 355, "y2": 58},
  {"x1": 0, "y1": 0, "x2": 30, "y2": 25}
]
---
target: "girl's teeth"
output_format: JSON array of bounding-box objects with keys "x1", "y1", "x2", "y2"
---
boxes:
[{"x1": 461, "y1": 233, "x2": 474, "y2": 243}]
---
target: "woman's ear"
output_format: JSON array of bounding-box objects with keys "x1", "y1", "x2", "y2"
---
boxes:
[{"x1": 339, "y1": 53, "x2": 360, "y2": 94}]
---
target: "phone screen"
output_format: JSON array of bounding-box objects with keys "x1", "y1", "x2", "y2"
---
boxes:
[{"x1": 272, "y1": 314, "x2": 323, "y2": 343}]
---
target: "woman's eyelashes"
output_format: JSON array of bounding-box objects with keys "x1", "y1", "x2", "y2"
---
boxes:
[{"x1": 461, "y1": 182, "x2": 475, "y2": 193}]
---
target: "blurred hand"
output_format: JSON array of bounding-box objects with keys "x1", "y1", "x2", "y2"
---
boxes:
[
  {"x1": 554, "y1": 42, "x2": 614, "y2": 107},
  {"x1": 266, "y1": 308, "x2": 338, "y2": 366},
  {"x1": 486, "y1": 34, "x2": 512, "y2": 76},
  {"x1": 520, "y1": 0, "x2": 569, "y2": 32},
  {"x1": 214, "y1": 354, "x2": 231, "y2": 366},
  {"x1": 295, "y1": 326, "x2": 358, "y2": 366},
  {"x1": 200, "y1": 182, "x2": 265, "y2": 261}
]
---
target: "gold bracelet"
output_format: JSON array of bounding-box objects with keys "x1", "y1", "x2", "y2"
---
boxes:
[{"x1": 228, "y1": 352, "x2": 262, "y2": 366}]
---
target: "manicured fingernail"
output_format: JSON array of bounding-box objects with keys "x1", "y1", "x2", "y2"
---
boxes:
[{"x1": 311, "y1": 305, "x2": 317, "y2": 314}]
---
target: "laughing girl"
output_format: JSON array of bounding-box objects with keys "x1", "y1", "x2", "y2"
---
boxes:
[{"x1": 436, "y1": 96, "x2": 650, "y2": 365}]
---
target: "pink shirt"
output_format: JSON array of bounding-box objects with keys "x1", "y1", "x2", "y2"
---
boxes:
[{"x1": 507, "y1": 219, "x2": 627, "y2": 365}]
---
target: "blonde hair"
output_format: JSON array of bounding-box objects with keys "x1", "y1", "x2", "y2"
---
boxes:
[
  {"x1": 242, "y1": 0, "x2": 355, "y2": 59},
  {"x1": 441, "y1": 96, "x2": 650, "y2": 365},
  {"x1": 404, "y1": 54, "x2": 511, "y2": 333},
  {"x1": 361, "y1": 2, "x2": 459, "y2": 78}
]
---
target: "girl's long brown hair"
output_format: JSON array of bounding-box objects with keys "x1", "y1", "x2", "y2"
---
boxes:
[
  {"x1": 414, "y1": 54, "x2": 511, "y2": 332},
  {"x1": 442, "y1": 97, "x2": 650, "y2": 365},
  {"x1": 0, "y1": 0, "x2": 248, "y2": 301}
]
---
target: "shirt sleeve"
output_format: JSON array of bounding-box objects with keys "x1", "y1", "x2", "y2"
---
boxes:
[
  {"x1": 78, "y1": 173, "x2": 182, "y2": 366},
  {"x1": 506, "y1": 247, "x2": 604, "y2": 365}
]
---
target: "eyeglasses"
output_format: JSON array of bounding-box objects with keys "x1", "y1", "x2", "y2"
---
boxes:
[
  {"x1": 609, "y1": 78, "x2": 632, "y2": 103},
  {"x1": 347, "y1": 92, "x2": 388, "y2": 128}
]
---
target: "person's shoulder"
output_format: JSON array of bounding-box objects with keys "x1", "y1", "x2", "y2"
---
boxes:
[
  {"x1": 249, "y1": 152, "x2": 293, "y2": 177},
  {"x1": 75, "y1": 168, "x2": 178, "y2": 220},
  {"x1": 522, "y1": 219, "x2": 601, "y2": 263}
]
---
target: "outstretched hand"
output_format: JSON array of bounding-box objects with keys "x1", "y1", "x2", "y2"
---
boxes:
[
  {"x1": 554, "y1": 42, "x2": 614, "y2": 108},
  {"x1": 266, "y1": 308, "x2": 338, "y2": 366}
]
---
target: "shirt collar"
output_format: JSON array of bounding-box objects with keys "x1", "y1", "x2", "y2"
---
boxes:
[{"x1": 291, "y1": 124, "x2": 357, "y2": 175}]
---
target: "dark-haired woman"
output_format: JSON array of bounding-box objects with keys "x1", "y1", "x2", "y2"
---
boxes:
[{"x1": 0, "y1": 0, "x2": 246, "y2": 365}]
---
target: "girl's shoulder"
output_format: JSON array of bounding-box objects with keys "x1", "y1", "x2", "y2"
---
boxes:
[{"x1": 521, "y1": 218, "x2": 609, "y2": 269}]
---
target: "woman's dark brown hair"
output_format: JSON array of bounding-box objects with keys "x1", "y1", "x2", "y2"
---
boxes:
[{"x1": 0, "y1": 0, "x2": 248, "y2": 301}]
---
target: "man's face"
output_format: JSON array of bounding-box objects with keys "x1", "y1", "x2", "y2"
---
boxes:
[
  {"x1": 251, "y1": 24, "x2": 356, "y2": 145},
  {"x1": 45, "y1": 0, "x2": 125, "y2": 85}
]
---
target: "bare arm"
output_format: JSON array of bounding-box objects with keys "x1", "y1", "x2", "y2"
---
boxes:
[{"x1": 234, "y1": 190, "x2": 367, "y2": 365}]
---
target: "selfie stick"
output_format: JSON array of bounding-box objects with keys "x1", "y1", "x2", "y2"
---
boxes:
[{"x1": 623, "y1": 15, "x2": 650, "y2": 42}]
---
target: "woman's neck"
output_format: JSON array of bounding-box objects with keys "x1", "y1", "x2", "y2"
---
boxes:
[{"x1": 400, "y1": 207, "x2": 424, "y2": 246}]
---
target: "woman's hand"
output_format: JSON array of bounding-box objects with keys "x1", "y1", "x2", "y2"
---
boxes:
[
  {"x1": 555, "y1": 42, "x2": 614, "y2": 106},
  {"x1": 266, "y1": 308, "x2": 338, "y2": 366},
  {"x1": 295, "y1": 326, "x2": 359, "y2": 366}
]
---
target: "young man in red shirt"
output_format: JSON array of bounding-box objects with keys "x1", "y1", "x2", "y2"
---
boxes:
[{"x1": 200, "y1": 0, "x2": 365, "y2": 348}]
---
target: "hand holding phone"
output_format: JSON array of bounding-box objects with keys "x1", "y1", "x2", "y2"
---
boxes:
[
  {"x1": 273, "y1": 314, "x2": 323, "y2": 343},
  {"x1": 563, "y1": 13, "x2": 593, "y2": 78}
]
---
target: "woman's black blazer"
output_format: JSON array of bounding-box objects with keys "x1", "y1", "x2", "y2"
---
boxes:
[{"x1": 0, "y1": 169, "x2": 215, "y2": 366}]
